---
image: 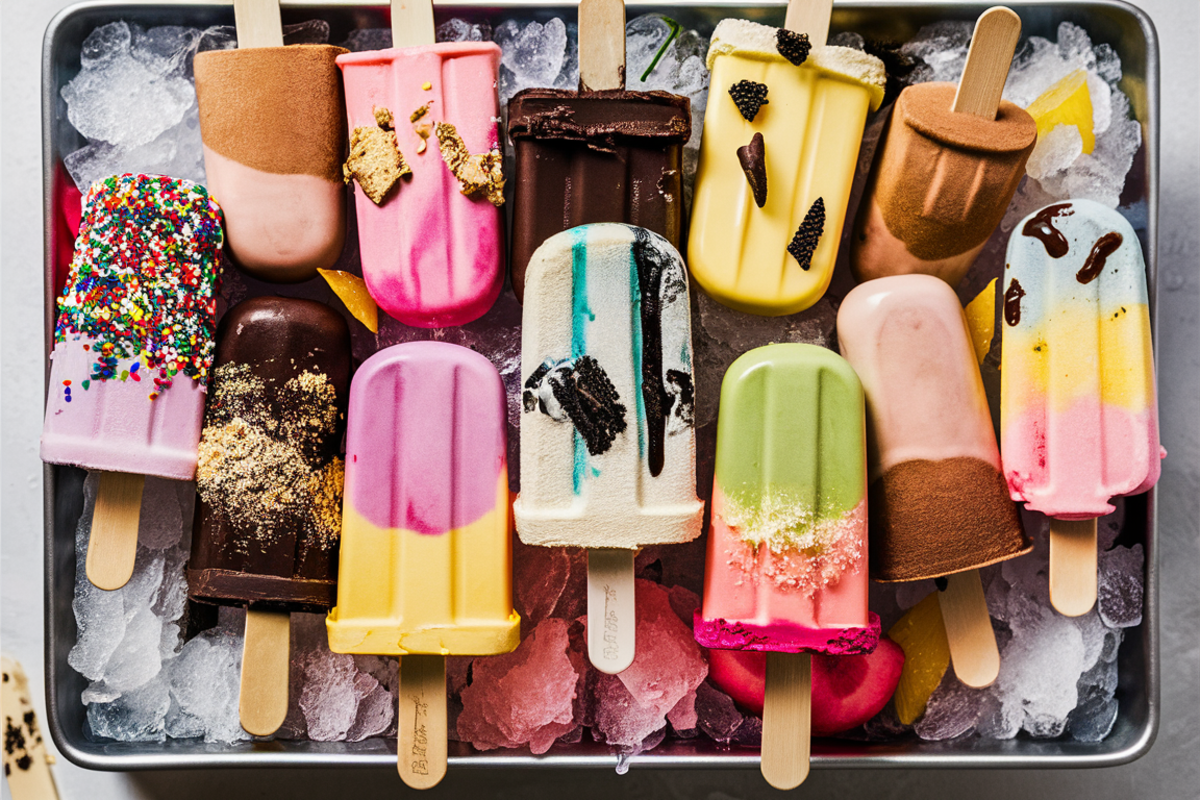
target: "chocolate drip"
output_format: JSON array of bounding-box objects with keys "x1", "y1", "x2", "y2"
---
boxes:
[
  {"x1": 1077, "y1": 232, "x2": 1123, "y2": 284},
  {"x1": 632, "y1": 228, "x2": 670, "y2": 477},
  {"x1": 1004, "y1": 278, "x2": 1025, "y2": 327},
  {"x1": 1021, "y1": 203, "x2": 1073, "y2": 258},
  {"x1": 737, "y1": 132, "x2": 767, "y2": 208}
]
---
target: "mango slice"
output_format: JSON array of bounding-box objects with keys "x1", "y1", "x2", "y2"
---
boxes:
[
  {"x1": 1026, "y1": 68, "x2": 1095, "y2": 154},
  {"x1": 887, "y1": 591, "x2": 951, "y2": 725},
  {"x1": 964, "y1": 278, "x2": 997, "y2": 365},
  {"x1": 317, "y1": 269, "x2": 379, "y2": 333}
]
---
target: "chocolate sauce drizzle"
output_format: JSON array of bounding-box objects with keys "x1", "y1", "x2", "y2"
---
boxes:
[
  {"x1": 633, "y1": 228, "x2": 673, "y2": 477},
  {"x1": 1004, "y1": 278, "x2": 1026, "y2": 327},
  {"x1": 1077, "y1": 232, "x2": 1123, "y2": 284},
  {"x1": 1021, "y1": 203, "x2": 1073, "y2": 258}
]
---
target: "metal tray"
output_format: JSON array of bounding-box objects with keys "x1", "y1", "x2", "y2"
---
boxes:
[{"x1": 42, "y1": 0, "x2": 1160, "y2": 772}]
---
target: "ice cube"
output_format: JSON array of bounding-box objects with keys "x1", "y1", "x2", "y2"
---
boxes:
[
  {"x1": 299, "y1": 648, "x2": 362, "y2": 742},
  {"x1": 436, "y1": 18, "x2": 491, "y2": 43},
  {"x1": 1098, "y1": 543, "x2": 1144, "y2": 628},
  {"x1": 694, "y1": 681, "x2": 745, "y2": 743},
  {"x1": 1026, "y1": 123, "x2": 1084, "y2": 180},
  {"x1": 1066, "y1": 695, "x2": 1118, "y2": 742},
  {"x1": 87, "y1": 675, "x2": 170, "y2": 742},
  {"x1": 914, "y1": 673, "x2": 980, "y2": 741}
]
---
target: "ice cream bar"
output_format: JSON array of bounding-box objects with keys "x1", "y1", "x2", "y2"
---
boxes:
[
  {"x1": 1002, "y1": 199, "x2": 1162, "y2": 517},
  {"x1": 337, "y1": 41, "x2": 506, "y2": 327},
  {"x1": 1003, "y1": 199, "x2": 1162, "y2": 616},
  {"x1": 194, "y1": 16, "x2": 347, "y2": 282},
  {"x1": 41, "y1": 173, "x2": 222, "y2": 590},
  {"x1": 188, "y1": 296, "x2": 351, "y2": 613},
  {"x1": 694, "y1": 343, "x2": 877, "y2": 655},
  {"x1": 837, "y1": 274, "x2": 1031, "y2": 582},
  {"x1": 507, "y1": 89, "x2": 691, "y2": 302},
  {"x1": 327, "y1": 340, "x2": 520, "y2": 657},
  {"x1": 513, "y1": 224, "x2": 702, "y2": 550},
  {"x1": 687, "y1": 17, "x2": 885, "y2": 316},
  {"x1": 851, "y1": 7, "x2": 1036, "y2": 288}
]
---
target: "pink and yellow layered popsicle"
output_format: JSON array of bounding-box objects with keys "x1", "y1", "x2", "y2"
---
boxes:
[
  {"x1": 1001, "y1": 199, "x2": 1163, "y2": 518},
  {"x1": 695, "y1": 344, "x2": 878, "y2": 654},
  {"x1": 337, "y1": 43, "x2": 505, "y2": 328},
  {"x1": 327, "y1": 340, "x2": 519, "y2": 656}
]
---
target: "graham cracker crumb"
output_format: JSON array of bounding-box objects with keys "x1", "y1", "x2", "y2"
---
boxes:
[
  {"x1": 343, "y1": 108, "x2": 411, "y2": 205},
  {"x1": 435, "y1": 121, "x2": 505, "y2": 207}
]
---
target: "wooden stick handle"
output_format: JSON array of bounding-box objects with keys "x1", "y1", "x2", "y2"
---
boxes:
[
  {"x1": 587, "y1": 548, "x2": 636, "y2": 674},
  {"x1": 1049, "y1": 518, "x2": 1098, "y2": 617},
  {"x1": 952, "y1": 6, "x2": 1022, "y2": 118},
  {"x1": 391, "y1": 0, "x2": 436, "y2": 49},
  {"x1": 784, "y1": 0, "x2": 833, "y2": 48},
  {"x1": 939, "y1": 570, "x2": 1000, "y2": 688},
  {"x1": 233, "y1": 0, "x2": 283, "y2": 49},
  {"x1": 1, "y1": 656, "x2": 61, "y2": 800},
  {"x1": 239, "y1": 609, "x2": 291, "y2": 736},
  {"x1": 579, "y1": 0, "x2": 626, "y2": 91},
  {"x1": 397, "y1": 655, "x2": 447, "y2": 790},
  {"x1": 85, "y1": 471, "x2": 144, "y2": 591},
  {"x1": 761, "y1": 652, "x2": 811, "y2": 789}
]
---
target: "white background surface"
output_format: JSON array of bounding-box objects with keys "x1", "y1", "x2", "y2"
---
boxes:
[{"x1": 3, "y1": 1, "x2": 1197, "y2": 798}]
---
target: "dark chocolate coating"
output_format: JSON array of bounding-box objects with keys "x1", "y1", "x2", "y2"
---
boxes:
[
  {"x1": 507, "y1": 88, "x2": 691, "y2": 302},
  {"x1": 188, "y1": 296, "x2": 351, "y2": 613}
]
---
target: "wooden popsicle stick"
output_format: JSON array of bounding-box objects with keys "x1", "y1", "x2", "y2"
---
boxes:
[
  {"x1": 578, "y1": 0, "x2": 626, "y2": 91},
  {"x1": 1049, "y1": 518, "x2": 1098, "y2": 617},
  {"x1": 238, "y1": 609, "x2": 291, "y2": 736},
  {"x1": 233, "y1": 0, "x2": 283, "y2": 49},
  {"x1": 939, "y1": 570, "x2": 1000, "y2": 688},
  {"x1": 952, "y1": 6, "x2": 1022, "y2": 118},
  {"x1": 85, "y1": 471, "x2": 144, "y2": 591},
  {"x1": 397, "y1": 655, "x2": 448, "y2": 790},
  {"x1": 2, "y1": 656, "x2": 61, "y2": 800},
  {"x1": 784, "y1": 0, "x2": 833, "y2": 48},
  {"x1": 586, "y1": 548, "x2": 636, "y2": 674},
  {"x1": 761, "y1": 652, "x2": 811, "y2": 790},
  {"x1": 391, "y1": 0, "x2": 436, "y2": 49}
]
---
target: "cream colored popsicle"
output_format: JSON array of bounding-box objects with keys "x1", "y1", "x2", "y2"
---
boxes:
[{"x1": 688, "y1": 0, "x2": 885, "y2": 316}]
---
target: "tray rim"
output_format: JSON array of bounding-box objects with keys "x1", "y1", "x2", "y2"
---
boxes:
[{"x1": 41, "y1": 0, "x2": 1161, "y2": 773}]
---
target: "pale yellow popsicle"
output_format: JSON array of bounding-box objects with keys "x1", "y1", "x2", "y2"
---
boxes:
[{"x1": 688, "y1": 19, "x2": 885, "y2": 316}]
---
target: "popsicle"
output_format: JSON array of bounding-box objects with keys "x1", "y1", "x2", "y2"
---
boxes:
[
  {"x1": 514, "y1": 223, "x2": 702, "y2": 675},
  {"x1": 837, "y1": 274, "x2": 1031, "y2": 687},
  {"x1": 694, "y1": 344, "x2": 876, "y2": 789},
  {"x1": 1001, "y1": 199, "x2": 1163, "y2": 616},
  {"x1": 193, "y1": 0, "x2": 347, "y2": 282},
  {"x1": 851, "y1": 7, "x2": 1037, "y2": 288},
  {"x1": 507, "y1": 0, "x2": 691, "y2": 303},
  {"x1": 188, "y1": 296, "x2": 351, "y2": 735},
  {"x1": 41, "y1": 173, "x2": 222, "y2": 591},
  {"x1": 327, "y1": 341, "x2": 520, "y2": 788},
  {"x1": 337, "y1": 0, "x2": 505, "y2": 327},
  {"x1": 687, "y1": 0, "x2": 886, "y2": 316}
]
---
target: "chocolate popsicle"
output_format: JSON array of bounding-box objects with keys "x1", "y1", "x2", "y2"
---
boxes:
[
  {"x1": 507, "y1": 0, "x2": 691, "y2": 302},
  {"x1": 188, "y1": 296, "x2": 351, "y2": 736}
]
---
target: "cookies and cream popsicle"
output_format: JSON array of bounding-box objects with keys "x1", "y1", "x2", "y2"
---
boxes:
[
  {"x1": 687, "y1": 2, "x2": 885, "y2": 316},
  {"x1": 514, "y1": 223, "x2": 702, "y2": 674},
  {"x1": 193, "y1": 0, "x2": 347, "y2": 282},
  {"x1": 1001, "y1": 199, "x2": 1163, "y2": 615},
  {"x1": 42, "y1": 173, "x2": 222, "y2": 591}
]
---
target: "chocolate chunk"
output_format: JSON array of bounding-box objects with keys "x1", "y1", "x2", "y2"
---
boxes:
[
  {"x1": 729, "y1": 80, "x2": 769, "y2": 122},
  {"x1": 787, "y1": 198, "x2": 825, "y2": 269},
  {"x1": 547, "y1": 356, "x2": 627, "y2": 456},
  {"x1": 737, "y1": 132, "x2": 768, "y2": 208},
  {"x1": 1077, "y1": 232, "x2": 1123, "y2": 284},
  {"x1": 776, "y1": 29, "x2": 811, "y2": 65}
]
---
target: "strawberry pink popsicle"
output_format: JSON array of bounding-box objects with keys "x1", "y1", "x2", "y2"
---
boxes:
[{"x1": 338, "y1": 43, "x2": 505, "y2": 328}]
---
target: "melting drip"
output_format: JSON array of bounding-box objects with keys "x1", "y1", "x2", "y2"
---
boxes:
[
  {"x1": 1021, "y1": 203, "x2": 1073, "y2": 258},
  {"x1": 1004, "y1": 278, "x2": 1026, "y2": 327}
]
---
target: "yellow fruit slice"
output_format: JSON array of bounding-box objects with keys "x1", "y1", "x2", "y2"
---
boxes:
[
  {"x1": 887, "y1": 591, "x2": 951, "y2": 725},
  {"x1": 1026, "y1": 68, "x2": 1095, "y2": 154},
  {"x1": 964, "y1": 278, "x2": 997, "y2": 365},
  {"x1": 318, "y1": 269, "x2": 379, "y2": 333}
]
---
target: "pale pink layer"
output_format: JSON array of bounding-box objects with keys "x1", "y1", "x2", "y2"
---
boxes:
[
  {"x1": 203, "y1": 147, "x2": 346, "y2": 282},
  {"x1": 41, "y1": 338, "x2": 204, "y2": 479},
  {"x1": 837, "y1": 274, "x2": 1000, "y2": 478},
  {"x1": 345, "y1": 341, "x2": 507, "y2": 532},
  {"x1": 851, "y1": 197, "x2": 984, "y2": 288},
  {"x1": 697, "y1": 488, "x2": 875, "y2": 655},
  {"x1": 1002, "y1": 395, "x2": 1162, "y2": 519},
  {"x1": 337, "y1": 43, "x2": 504, "y2": 328}
]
